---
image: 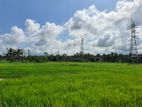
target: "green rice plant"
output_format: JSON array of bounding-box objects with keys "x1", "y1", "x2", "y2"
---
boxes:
[{"x1": 0, "y1": 62, "x2": 142, "y2": 107}]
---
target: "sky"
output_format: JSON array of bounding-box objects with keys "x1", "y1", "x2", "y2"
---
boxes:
[
  {"x1": 0, "y1": 0, "x2": 116, "y2": 34},
  {"x1": 0, "y1": 0, "x2": 142, "y2": 55}
]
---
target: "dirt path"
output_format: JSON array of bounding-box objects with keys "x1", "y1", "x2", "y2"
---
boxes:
[{"x1": 0, "y1": 78, "x2": 4, "y2": 81}]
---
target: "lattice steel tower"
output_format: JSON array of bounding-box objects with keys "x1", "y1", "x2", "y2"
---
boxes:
[
  {"x1": 80, "y1": 38, "x2": 84, "y2": 55},
  {"x1": 129, "y1": 18, "x2": 138, "y2": 63},
  {"x1": 28, "y1": 49, "x2": 30, "y2": 57}
]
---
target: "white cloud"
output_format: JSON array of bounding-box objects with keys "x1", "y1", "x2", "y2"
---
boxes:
[
  {"x1": 0, "y1": 0, "x2": 142, "y2": 55},
  {"x1": 65, "y1": 0, "x2": 142, "y2": 54},
  {"x1": 25, "y1": 19, "x2": 40, "y2": 34}
]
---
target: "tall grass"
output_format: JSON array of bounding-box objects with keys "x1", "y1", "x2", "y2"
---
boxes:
[{"x1": 0, "y1": 63, "x2": 142, "y2": 107}]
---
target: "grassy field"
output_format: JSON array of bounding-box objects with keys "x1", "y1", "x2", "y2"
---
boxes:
[{"x1": 0, "y1": 62, "x2": 142, "y2": 107}]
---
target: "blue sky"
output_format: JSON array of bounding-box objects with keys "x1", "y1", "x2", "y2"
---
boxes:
[
  {"x1": 0, "y1": 0, "x2": 141, "y2": 55},
  {"x1": 0, "y1": 0, "x2": 116, "y2": 34}
]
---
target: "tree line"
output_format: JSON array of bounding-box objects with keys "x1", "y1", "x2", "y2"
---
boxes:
[{"x1": 0, "y1": 48, "x2": 142, "y2": 63}]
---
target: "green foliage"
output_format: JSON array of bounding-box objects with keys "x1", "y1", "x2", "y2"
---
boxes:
[
  {"x1": 26, "y1": 56, "x2": 48, "y2": 63},
  {"x1": 5, "y1": 48, "x2": 24, "y2": 62},
  {"x1": 2, "y1": 48, "x2": 142, "y2": 63},
  {"x1": 0, "y1": 63, "x2": 142, "y2": 107}
]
